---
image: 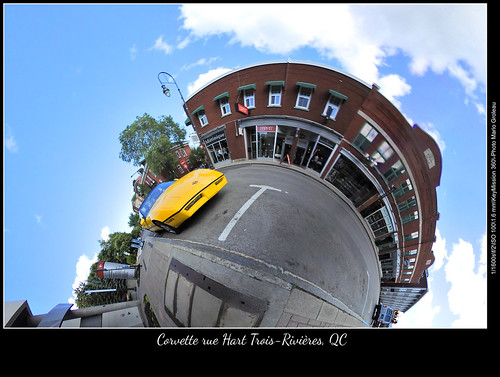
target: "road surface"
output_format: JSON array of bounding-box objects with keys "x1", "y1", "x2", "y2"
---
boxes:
[{"x1": 152, "y1": 163, "x2": 380, "y2": 323}]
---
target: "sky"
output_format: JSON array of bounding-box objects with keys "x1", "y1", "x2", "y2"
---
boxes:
[{"x1": 3, "y1": 4, "x2": 488, "y2": 328}]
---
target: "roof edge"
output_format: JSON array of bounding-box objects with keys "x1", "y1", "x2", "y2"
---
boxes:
[{"x1": 185, "y1": 59, "x2": 372, "y2": 101}]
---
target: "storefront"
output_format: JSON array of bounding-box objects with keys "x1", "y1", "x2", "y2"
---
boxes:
[
  {"x1": 242, "y1": 119, "x2": 339, "y2": 176},
  {"x1": 203, "y1": 129, "x2": 230, "y2": 165},
  {"x1": 325, "y1": 154, "x2": 379, "y2": 207}
]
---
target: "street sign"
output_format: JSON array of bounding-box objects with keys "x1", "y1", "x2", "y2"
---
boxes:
[{"x1": 235, "y1": 103, "x2": 249, "y2": 115}]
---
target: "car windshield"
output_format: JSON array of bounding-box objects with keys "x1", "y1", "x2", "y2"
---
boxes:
[{"x1": 139, "y1": 181, "x2": 175, "y2": 219}]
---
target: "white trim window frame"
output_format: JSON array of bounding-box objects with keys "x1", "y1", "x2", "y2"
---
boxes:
[
  {"x1": 243, "y1": 89, "x2": 255, "y2": 109},
  {"x1": 219, "y1": 97, "x2": 231, "y2": 117},
  {"x1": 322, "y1": 94, "x2": 343, "y2": 119},
  {"x1": 268, "y1": 85, "x2": 282, "y2": 107},
  {"x1": 295, "y1": 86, "x2": 313, "y2": 110},
  {"x1": 198, "y1": 111, "x2": 209, "y2": 127}
]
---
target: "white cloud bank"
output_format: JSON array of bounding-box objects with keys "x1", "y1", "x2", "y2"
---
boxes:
[
  {"x1": 68, "y1": 252, "x2": 98, "y2": 308},
  {"x1": 179, "y1": 4, "x2": 486, "y2": 112},
  {"x1": 396, "y1": 229, "x2": 487, "y2": 328},
  {"x1": 68, "y1": 226, "x2": 110, "y2": 307},
  {"x1": 444, "y1": 233, "x2": 487, "y2": 328}
]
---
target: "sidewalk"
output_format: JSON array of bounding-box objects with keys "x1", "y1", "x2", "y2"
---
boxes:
[{"x1": 135, "y1": 235, "x2": 368, "y2": 328}]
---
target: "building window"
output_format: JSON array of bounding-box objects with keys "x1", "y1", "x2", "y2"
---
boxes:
[
  {"x1": 398, "y1": 196, "x2": 417, "y2": 212},
  {"x1": 175, "y1": 151, "x2": 181, "y2": 158},
  {"x1": 393, "y1": 178, "x2": 414, "y2": 200},
  {"x1": 404, "y1": 249, "x2": 417, "y2": 256},
  {"x1": 371, "y1": 141, "x2": 394, "y2": 164},
  {"x1": 219, "y1": 97, "x2": 231, "y2": 116},
  {"x1": 268, "y1": 85, "x2": 282, "y2": 107},
  {"x1": 204, "y1": 130, "x2": 230, "y2": 164},
  {"x1": 404, "y1": 231, "x2": 419, "y2": 242},
  {"x1": 401, "y1": 210, "x2": 419, "y2": 225},
  {"x1": 244, "y1": 89, "x2": 255, "y2": 108},
  {"x1": 177, "y1": 164, "x2": 184, "y2": 174},
  {"x1": 198, "y1": 111, "x2": 208, "y2": 127},
  {"x1": 353, "y1": 123, "x2": 379, "y2": 153},
  {"x1": 295, "y1": 86, "x2": 313, "y2": 110},
  {"x1": 383, "y1": 160, "x2": 406, "y2": 183},
  {"x1": 181, "y1": 149, "x2": 187, "y2": 157},
  {"x1": 322, "y1": 94, "x2": 343, "y2": 119},
  {"x1": 325, "y1": 155, "x2": 379, "y2": 207}
]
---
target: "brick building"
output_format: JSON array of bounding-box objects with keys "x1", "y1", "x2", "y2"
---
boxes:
[{"x1": 184, "y1": 60, "x2": 442, "y2": 310}]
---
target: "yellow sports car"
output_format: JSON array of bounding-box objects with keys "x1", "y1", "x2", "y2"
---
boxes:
[{"x1": 139, "y1": 169, "x2": 227, "y2": 234}]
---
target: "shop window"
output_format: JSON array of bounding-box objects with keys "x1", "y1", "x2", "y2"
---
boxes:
[
  {"x1": 268, "y1": 85, "x2": 282, "y2": 107},
  {"x1": 205, "y1": 131, "x2": 230, "y2": 163},
  {"x1": 322, "y1": 94, "x2": 343, "y2": 119},
  {"x1": 295, "y1": 87, "x2": 313, "y2": 110},
  {"x1": 256, "y1": 126, "x2": 277, "y2": 158},
  {"x1": 325, "y1": 155, "x2": 378, "y2": 207},
  {"x1": 365, "y1": 207, "x2": 392, "y2": 237},
  {"x1": 353, "y1": 123, "x2": 378, "y2": 153}
]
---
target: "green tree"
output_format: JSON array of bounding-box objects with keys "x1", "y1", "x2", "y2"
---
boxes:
[
  {"x1": 119, "y1": 113, "x2": 186, "y2": 178},
  {"x1": 73, "y1": 226, "x2": 142, "y2": 308},
  {"x1": 188, "y1": 146, "x2": 207, "y2": 168}
]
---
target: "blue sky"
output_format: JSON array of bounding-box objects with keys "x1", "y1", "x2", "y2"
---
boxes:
[{"x1": 4, "y1": 4, "x2": 488, "y2": 327}]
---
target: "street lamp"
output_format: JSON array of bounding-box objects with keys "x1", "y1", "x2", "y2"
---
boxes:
[{"x1": 157, "y1": 72, "x2": 213, "y2": 168}]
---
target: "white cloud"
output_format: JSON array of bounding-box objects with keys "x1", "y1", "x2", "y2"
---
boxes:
[
  {"x1": 68, "y1": 252, "x2": 98, "y2": 308},
  {"x1": 180, "y1": 57, "x2": 219, "y2": 72},
  {"x1": 419, "y1": 122, "x2": 446, "y2": 153},
  {"x1": 5, "y1": 125, "x2": 18, "y2": 153},
  {"x1": 395, "y1": 228, "x2": 487, "y2": 328},
  {"x1": 430, "y1": 228, "x2": 447, "y2": 272},
  {"x1": 444, "y1": 234, "x2": 487, "y2": 328},
  {"x1": 101, "y1": 226, "x2": 110, "y2": 242},
  {"x1": 179, "y1": 4, "x2": 486, "y2": 105},
  {"x1": 129, "y1": 44, "x2": 137, "y2": 60},
  {"x1": 395, "y1": 277, "x2": 441, "y2": 328},
  {"x1": 150, "y1": 35, "x2": 173, "y2": 55},
  {"x1": 377, "y1": 74, "x2": 412, "y2": 109},
  {"x1": 34, "y1": 214, "x2": 42, "y2": 224},
  {"x1": 187, "y1": 67, "x2": 232, "y2": 96}
]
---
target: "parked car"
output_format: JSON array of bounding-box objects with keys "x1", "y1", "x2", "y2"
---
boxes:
[{"x1": 139, "y1": 169, "x2": 227, "y2": 234}]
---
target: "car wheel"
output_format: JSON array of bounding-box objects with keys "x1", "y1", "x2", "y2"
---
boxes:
[{"x1": 153, "y1": 220, "x2": 180, "y2": 234}]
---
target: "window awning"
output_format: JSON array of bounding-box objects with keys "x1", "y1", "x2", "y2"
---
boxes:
[
  {"x1": 296, "y1": 82, "x2": 317, "y2": 90},
  {"x1": 191, "y1": 105, "x2": 205, "y2": 115},
  {"x1": 328, "y1": 89, "x2": 348, "y2": 101},
  {"x1": 237, "y1": 83, "x2": 256, "y2": 91},
  {"x1": 265, "y1": 80, "x2": 285, "y2": 87},
  {"x1": 184, "y1": 118, "x2": 191, "y2": 125},
  {"x1": 213, "y1": 91, "x2": 229, "y2": 101}
]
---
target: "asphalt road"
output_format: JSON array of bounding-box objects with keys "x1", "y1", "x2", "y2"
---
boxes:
[{"x1": 153, "y1": 163, "x2": 380, "y2": 323}]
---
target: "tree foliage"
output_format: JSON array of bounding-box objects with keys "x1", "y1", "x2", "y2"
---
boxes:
[
  {"x1": 119, "y1": 113, "x2": 186, "y2": 177},
  {"x1": 73, "y1": 215, "x2": 142, "y2": 308},
  {"x1": 188, "y1": 146, "x2": 207, "y2": 168}
]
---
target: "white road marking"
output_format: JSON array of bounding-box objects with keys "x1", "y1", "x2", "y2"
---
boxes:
[{"x1": 218, "y1": 184, "x2": 281, "y2": 241}]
